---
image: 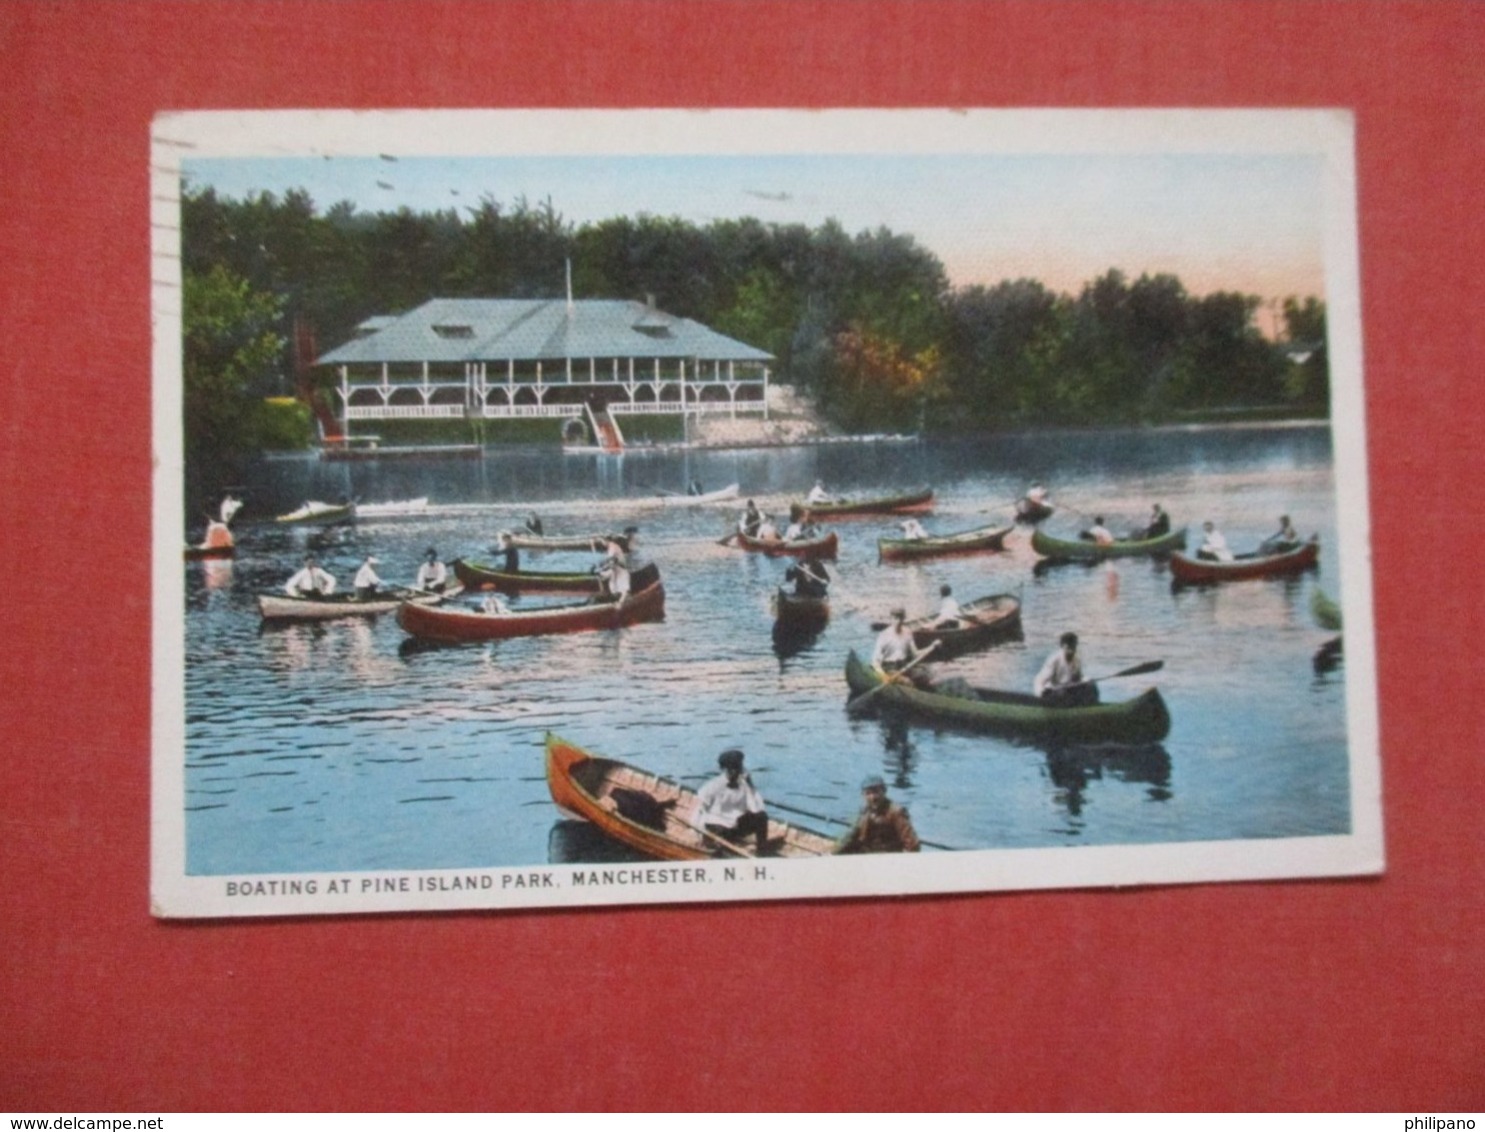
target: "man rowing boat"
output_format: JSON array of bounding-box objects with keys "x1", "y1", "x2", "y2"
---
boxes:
[
  {"x1": 834, "y1": 775, "x2": 920, "y2": 854},
  {"x1": 1034, "y1": 631, "x2": 1099, "y2": 707},
  {"x1": 693, "y1": 749, "x2": 771, "y2": 855},
  {"x1": 284, "y1": 555, "x2": 336, "y2": 598}
]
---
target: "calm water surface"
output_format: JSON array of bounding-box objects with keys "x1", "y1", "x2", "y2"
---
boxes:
[{"x1": 183, "y1": 425, "x2": 1351, "y2": 873}]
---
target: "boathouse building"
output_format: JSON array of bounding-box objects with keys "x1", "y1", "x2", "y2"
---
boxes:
[{"x1": 316, "y1": 296, "x2": 773, "y2": 446}]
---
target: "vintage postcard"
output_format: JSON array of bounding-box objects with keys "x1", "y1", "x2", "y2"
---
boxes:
[{"x1": 151, "y1": 109, "x2": 1379, "y2": 917}]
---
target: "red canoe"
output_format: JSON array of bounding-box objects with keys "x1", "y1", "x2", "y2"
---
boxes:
[
  {"x1": 734, "y1": 530, "x2": 839, "y2": 560},
  {"x1": 1169, "y1": 537, "x2": 1320, "y2": 584},
  {"x1": 396, "y1": 567, "x2": 664, "y2": 642}
]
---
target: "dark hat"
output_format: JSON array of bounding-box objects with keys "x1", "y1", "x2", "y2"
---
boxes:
[
  {"x1": 939, "y1": 583, "x2": 952, "y2": 596},
  {"x1": 1060, "y1": 631, "x2": 1079, "y2": 648},
  {"x1": 861, "y1": 774, "x2": 886, "y2": 791},
  {"x1": 718, "y1": 749, "x2": 745, "y2": 771},
  {"x1": 425, "y1": 547, "x2": 438, "y2": 558},
  {"x1": 891, "y1": 607, "x2": 906, "y2": 620},
  {"x1": 623, "y1": 526, "x2": 639, "y2": 535}
]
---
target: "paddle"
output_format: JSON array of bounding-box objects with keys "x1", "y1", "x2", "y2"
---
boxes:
[
  {"x1": 1061, "y1": 659, "x2": 1164, "y2": 691},
  {"x1": 766, "y1": 798, "x2": 960, "y2": 852},
  {"x1": 696, "y1": 825, "x2": 756, "y2": 858},
  {"x1": 845, "y1": 641, "x2": 941, "y2": 715}
]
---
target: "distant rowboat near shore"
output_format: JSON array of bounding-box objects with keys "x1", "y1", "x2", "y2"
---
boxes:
[{"x1": 356, "y1": 497, "x2": 430, "y2": 518}]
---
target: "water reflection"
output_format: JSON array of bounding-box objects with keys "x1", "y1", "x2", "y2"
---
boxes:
[
  {"x1": 547, "y1": 819, "x2": 651, "y2": 864},
  {"x1": 1043, "y1": 743, "x2": 1173, "y2": 827}
]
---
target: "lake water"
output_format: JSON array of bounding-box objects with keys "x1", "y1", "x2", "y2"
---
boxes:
[{"x1": 182, "y1": 424, "x2": 1352, "y2": 874}]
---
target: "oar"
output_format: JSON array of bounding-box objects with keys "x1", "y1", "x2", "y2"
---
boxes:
[
  {"x1": 696, "y1": 825, "x2": 756, "y2": 858},
  {"x1": 845, "y1": 641, "x2": 941, "y2": 715},
  {"x1": 766, "y1": 799, "x2": 960, "y2": 852},
  {"x1": 1062, "y1": 659, "x2": 1164, "y2": 690}
]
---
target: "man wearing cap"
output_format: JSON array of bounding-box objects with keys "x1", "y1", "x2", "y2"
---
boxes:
[
  {"x1": 835, "y1": 775, "x2": 920, "y2": 854},
  {"x1": 415, "y1": 548, "x2": 448, "y2": 593},
  {"x1": 692, "y1": 749, "x2": 770, "y2": 855},
  {"x1": 1034, "y1": 631, "x2": 1098, "y2": 707},
  {"x1": 872, "y1": 607, "x2": 924, "y2": 674},
  {"x1": 495, "y1": 530, "x2": 520, "y2": 574},
  {"x1": 284, "y1": 555, "x2": 336, "y2": 598},
  {"x1": 353, "y1": 554, "x2": 382, "y2": 599}
]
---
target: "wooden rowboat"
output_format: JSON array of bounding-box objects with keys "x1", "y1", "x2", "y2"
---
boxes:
[
  {"x1": 653, "y1": 483, "x2": 740, "y2": 506},
  {"x1": 274, "y1": 500, "x2": 355, "y2": 525},
  {"x1": 792, "y1": 488, "x2": 934, "y2": 519},
  {"x1": 844, "y1": 650, "x2": 1171, "y2": 744},
  {"x1": 891, "y1": 593, "x2": 1022, "y2": 658},
  {"x1": 355, "y1": 496, "x2": 429, "y2": 517},
  {"x1": 1031, "y1": 526, "x2": 1188, "y2": 561},
  {"x1": 544, "y1": 733, "x2": 835, "y2": 861},
  {"x1": 397, "y1": 567, "x2": 664, "y2": 642},
  {"x1": 773, "y1": 587, "x2": 830, "y2": 632},
  {"x1": 1311, "y1": 586, "x2": 1343, "y2": 631},
  {"x1": 1169, "y1": 537, "x2": 1320, "y2": 585},
  {"x1": 734, "y1": 530, "x2": 839, "y2": 560},
  {"x1": 452, "y1": 557, "x2": 603, "y2": 594},
  {"x1": 257, "y1": 586, "x2": 450, "y2": 622},
  {"x1": 878, "y1": 524, "x2": 1012, "y2": 563}
]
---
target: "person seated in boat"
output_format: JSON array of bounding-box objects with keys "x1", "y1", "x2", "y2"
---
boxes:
[
  {"x1": 899, "y1": 517, "x2": 929, "y2": 541},
  {"x1": 284, "y1": 555, "x2": 336, "y2": 598},
  {"x1": 353, "y1": 555, "x2": 382, "y2": 599},
  {"x1": 738, "y1": 500, "x2": 763, "y2": 538},
  {"x1": 1079, "y1": 516, "x2": 1116, "y2": 546},
  {"x1": 687, "y1": 479, "x2": 704, "y2": 496},
  {"x1": 692, "y1": 749, "x2": 771, "y2": 855},
  {"x1": 415, "y1": 547, "x2": 449, "y2": 592},
  {"x1": 931, "y1": 583, "x2": 963, "y2": 629},
  {"x1": 595, "y1": 529, "x2": 637, "y2": 599},
  {"x1": 524, "y1": 512, "x2": 544, "y2": 537},
  {"x1": 480, "y1": 592, "x2": 511, "y2": 615},
  {"x1": 833, "y1": 775, "x2": 920, "y2": 854},
  {"x1": 873, "y1": 608, "x2": 930, "y2": 687},
  {"x1": 1259, "y1": 514, "x2": 1302, "y2": 555},
  {"x1": 806, "y1": 479, "x2": 834, "y2": 506},
  {"x1": 219, "y1": 494, "x2": 243, "y2": 526},
  {"x1": 1137, "y1": 504, "x2": 1171, "y2": 540},
  {"x1": 786, "y1": 556, "x2": 830, "y2": 598},
  {"x1": 1034, "y1": 631, "x2": 1099, "y2": 707},
  {"x1": 495, "y1": 530, "x2": 520, "y2": 573},
  {"x1": 200, "y1": 519, "x2": 234, "y2": 551},
  {"x1": 755, "y1": 515, "x2": 781, "y2": 541},
  {"x1": 1196, "y1": 521, "x2": 1235, "y2": 563}
]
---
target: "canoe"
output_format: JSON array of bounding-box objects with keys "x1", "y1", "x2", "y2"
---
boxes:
[
  {"x1": 792, "y1": 488, "x2": 934, "y2": 519},
  {"x1": 452, "y1": 557, "x2": 603, "y2": 594},
  {"x1": 1031, "y1": 526, "x2": 1188, "y2": 561},
  {"x1": 1015, "y1": 498, "x2": 1055, "y2": 523},
  {"x1": 508, "y1": 532, "x2": 611, "y2": 552},
  {"x1": 878, "y1": 523, "x2": 1012, "y2": 562},
  {"x1": 257, "y1": 586, "x2": 449, "y2": 622},
  {"x1": 1169, "y1": 537, "x2": 1320, "y2": 584},
  {"x1": 843, "y1": 649, "x2": 1171, "y2": 744},
  {"x1": 653, "y1": 483, "x2": 741, "y2": 506},
  {"x1": 893, "y1": 593, "x2": 1022, "y2": 658},
  {"x1": 396, "y1": 569, "x2": 664, "y2": 642},
  {"x1": 734, "y1": 530, "x2": 839, "y2": 560},
  {"x1": 356, "y1": 496, "x2": 429, "y2": 517},
  {"x1": 544, "y1": 733, "x2": 835, "y2": 861},
  {"x1": 274, "y1": 500, "x2": 355, "y2": 525},
  {"x1": 773, "y1": 587, "x2": 830, "y2": 631},
  {"x1": 184, "y1": 544, "x2": 235, "y2": 561},
  {"x1": 1310, "y1": 587, "x2": 1343, "y2": 632}
]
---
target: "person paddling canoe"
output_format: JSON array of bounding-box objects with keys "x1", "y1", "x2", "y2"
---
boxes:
[
  {"x1": 1034, "y1": 631, "x2": 1098, "y2": 707},
  {"x1": 1259, "y1": 514, "x2": 1302, "y2": 555}
]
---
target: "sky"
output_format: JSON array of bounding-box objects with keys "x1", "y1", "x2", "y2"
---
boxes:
[{"x1": 184, "y1": 150, "x2": 1327, "y2": 321}]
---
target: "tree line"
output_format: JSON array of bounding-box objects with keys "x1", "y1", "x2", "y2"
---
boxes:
[{"x1": 181, "y1": 184, "x2": 1329, "y2": 463}]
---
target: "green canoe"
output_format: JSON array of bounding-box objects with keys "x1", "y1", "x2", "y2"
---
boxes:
[
  {"x1": 1310, "y1": 587, "x2": 1343, "y2": 632},
  {"x1": 1031, "y1": 526, "x2": 1187, "y2": 561},
  {"x1": 844, "y1": 650, "x2": 1171, "y2": 744}
]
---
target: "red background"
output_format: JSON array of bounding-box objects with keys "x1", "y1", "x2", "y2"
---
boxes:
[{"x1": 2, "y1": 1, "x2": 1481, "y2": 1111}]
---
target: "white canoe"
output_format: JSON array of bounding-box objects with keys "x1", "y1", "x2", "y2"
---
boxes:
[
  {"x1": 274, "y1": 500, "x2": 356, "y2": 524},
  {"x1": 257, "y1": 586, "x2": 453, "y2": 622},
  {"x1": 654, "y1": 482, "x2": 740, "y2": 506}
]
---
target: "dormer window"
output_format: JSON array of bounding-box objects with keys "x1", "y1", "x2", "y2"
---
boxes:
[{"x1": 432, "y1": 323, "x2": 474, "y2": 339}]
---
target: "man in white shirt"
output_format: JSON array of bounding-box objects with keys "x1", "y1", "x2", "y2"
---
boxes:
[
  {"x1": 932, "y1": 584, "x2": 963, "y2": 628},
  {"x1": 1197, "y1": 521, "x2": 1234, "y2": 563},
  {"x1": 1034, "y1": 632, "x2": 1098, "y2": 706},
  {"x1": 806, "y1": 480, "x2": 833, "y2": 505},
  {"x1": 900, "y1": 518, "x2": 928, "y2": 541},
  {"x1": 873, "y1": 608, "x2": 922, "y2": 673},
  {"x1": 1081, "y1": 516, "x2": 1115, "y2": 546},
  {"x1": 285, "y1": 555, "x2": 336, "y2": 598},
  {"x1": 353, "y1": 555, "x2": 382, "y2": 599},
  {"x1": 415, "y1": 548, "x2": 448, "y2": 592},
  {"x1": 693, "y1": 749, "x2": 770, "y2": 855}
]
